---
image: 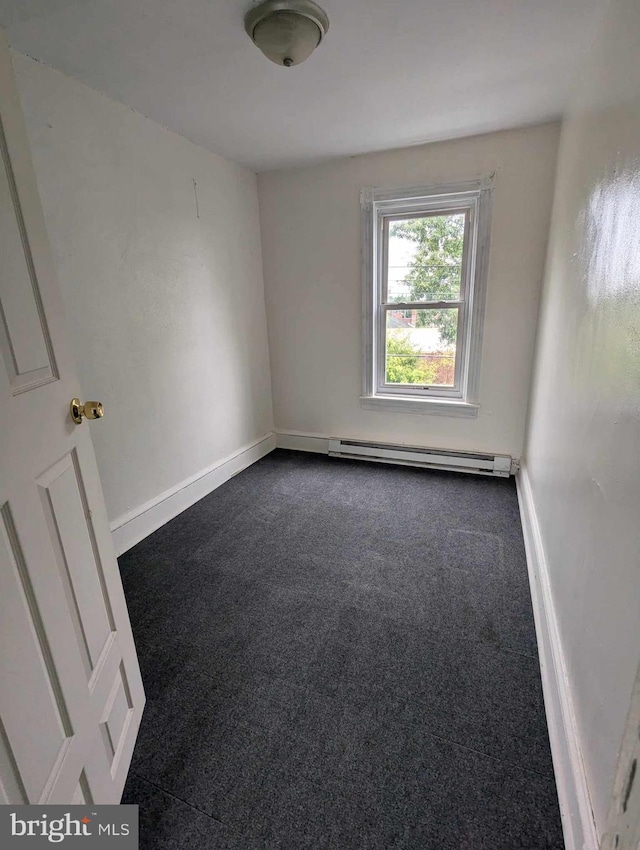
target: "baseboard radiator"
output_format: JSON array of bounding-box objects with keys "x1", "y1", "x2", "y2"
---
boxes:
[{"x1": 328, "y1": 438, "x2": 517, "y2": 477}]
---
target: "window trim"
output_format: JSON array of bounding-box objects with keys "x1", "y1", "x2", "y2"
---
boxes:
[{"x1": 361, "y1": 176, "x2": 494, "y2": 416}]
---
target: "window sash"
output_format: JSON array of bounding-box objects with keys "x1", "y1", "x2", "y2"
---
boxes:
[
  {"x1": 381, "y1": 208, "x2": 470, "y2": 305},
  {"x1": 375, "y1": 204, "x2": 474, "y2": 400},
  {"x1": 381, "y1": 304, "x2": 462, "y2": 393}
]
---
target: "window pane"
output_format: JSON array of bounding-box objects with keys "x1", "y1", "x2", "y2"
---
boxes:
[
  {"x1": 387, "y1": 213, "x2": 465, "y2": 303},
  {"x1": 385, "y1": 308, "x2": 458, "y2": 386}
]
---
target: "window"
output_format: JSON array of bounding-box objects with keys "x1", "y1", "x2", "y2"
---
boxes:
[{"x1": 361, "y1": 177, "x2": 493, "y2": 416}]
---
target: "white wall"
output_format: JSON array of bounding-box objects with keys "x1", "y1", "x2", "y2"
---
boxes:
[
  {"x1": 523, "y1": 0, "x2": 640, "y2": 835},
  {"x1": 258, "y1": 123, "x2": 559, "y2": 458},
  {"x1": 12, "y1": 53, "x2": 273, "y2": 527}
]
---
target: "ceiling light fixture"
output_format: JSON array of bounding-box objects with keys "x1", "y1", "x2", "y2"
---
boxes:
[{"x1": 244, "y1": 0, "x2": 330, "y2": 68}]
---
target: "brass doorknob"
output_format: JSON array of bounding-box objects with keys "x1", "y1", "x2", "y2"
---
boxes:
[{"x1": 70, "y1": 398, "x2": 104, "y2": 424}]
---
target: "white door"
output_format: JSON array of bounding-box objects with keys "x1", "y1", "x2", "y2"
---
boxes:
[{"x1": 0, "y1": 30, "x2": 144, "y2": 805}]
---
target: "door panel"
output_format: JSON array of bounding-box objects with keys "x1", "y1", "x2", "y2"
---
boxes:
[
  {"x1": 0, "y1": 28, "x2": 144, "y2": 804},
  {"x1": 0, "y1": 94, "x2": 56, "y2": 392},
  {"x1": 38, "y1": 451, "x2": 115, "y2": 674},
  {"x1": 100, "y1": 662, "x2": 135, "y2": 770},
  {"x1": 0, "y1": 502, "x2": 73, "y2": 802}
]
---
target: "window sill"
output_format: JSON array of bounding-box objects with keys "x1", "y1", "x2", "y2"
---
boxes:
[{"x1": 360, "y1": 395, "x2": 479, "y2": 418}]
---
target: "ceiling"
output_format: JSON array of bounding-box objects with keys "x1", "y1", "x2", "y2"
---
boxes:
[{"x1": 0, "y1": 0, "x2": 603, "y2": 172}]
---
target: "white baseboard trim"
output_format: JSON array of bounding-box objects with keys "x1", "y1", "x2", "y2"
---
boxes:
[
  {"x1": 275, "y1": 430, "x2": 330, "y2": 454},
  {"x1": 111, "y1": 432, "x2": 276, "y2": 556},
  {"x1": 516, "y1": 464, "x2": 598, "y2": 850}
]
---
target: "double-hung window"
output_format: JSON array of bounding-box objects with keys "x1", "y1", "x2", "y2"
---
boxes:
[{"x1": 361, "y1": 177, "x2": 493, "y2": 416}]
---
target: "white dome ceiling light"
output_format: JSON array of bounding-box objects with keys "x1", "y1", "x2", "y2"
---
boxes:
[{"x1": 245, "y1": 0, "x2": 330, "y2": 68}]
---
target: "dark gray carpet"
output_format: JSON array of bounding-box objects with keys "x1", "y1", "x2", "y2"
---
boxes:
[{"x1": 120, "y1": 449, "x2": 563, "y2": 849}]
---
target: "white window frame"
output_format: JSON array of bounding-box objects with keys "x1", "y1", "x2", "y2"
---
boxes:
[{"x1": 360, "y1": 176, "x2": 494, "y2": 417}]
